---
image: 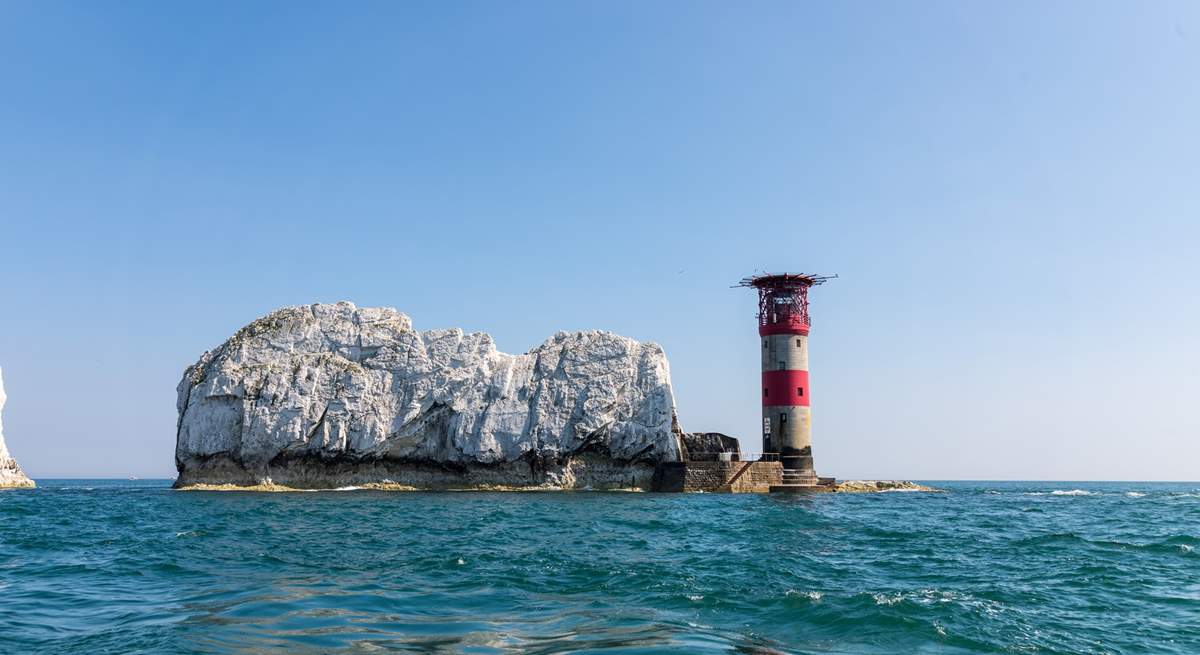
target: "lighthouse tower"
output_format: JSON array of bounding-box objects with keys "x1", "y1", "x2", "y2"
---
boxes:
[{"x1": 737, "y1": 273, "x2": 834, "y2": 485}]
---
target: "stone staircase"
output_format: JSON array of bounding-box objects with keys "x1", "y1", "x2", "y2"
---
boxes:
[
  {"x1": 716, "y1": 461, "x2": 755, "y2": 492},
  {"x1": 770, "y1": 469, "x2": 836, "y2": 493},
  {"x1": 782, "y1": 470, "x2": 816, "y2": 484}
]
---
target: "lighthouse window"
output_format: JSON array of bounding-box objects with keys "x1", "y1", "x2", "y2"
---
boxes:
[
  {"x1": 780, "y1": 413, "x2": 788, "y2": 424},
  {"x1": 778, "y1": 360, "x2": 785, "y2": 370},
  {"x1": 797, "y1": 387, "x2": 804, "y2": 397},
  {"x1": 763, "y1": 388, "x2": 768, "y2": 398},
  {"x1": 763, "y1": 340, "x2": 768, "y2": 349},
  {"x1": 796, "y1": 339, "x2": 802, "y2": 347}
]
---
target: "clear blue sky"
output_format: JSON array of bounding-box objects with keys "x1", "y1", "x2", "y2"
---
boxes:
[{"x1": 1, "y1": 1, "x2": 1197, "y2": 480}]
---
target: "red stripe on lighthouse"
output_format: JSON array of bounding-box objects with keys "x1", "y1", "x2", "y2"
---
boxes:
[
  {"x1": 762, "y1": 370, "x2": 810, "y2": 406},
  {"x1": 758, "y1": 318, "x2": 809, "y2": 336}
]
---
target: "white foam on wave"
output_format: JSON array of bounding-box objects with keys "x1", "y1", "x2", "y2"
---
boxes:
[
  {"x1": 1125, "y1": 491, "x2": 1146, "y2": 498},
  {"x1": 786, "y1": 589, "x2": 823, "y2": 601},
  {"x1": 867, "y1": 589, "x2": 1003, "y2": 616},
  {"x1": 1050, "y1": 489, "x2": 1094, "y2": 496},
  {"x1": 873, "y1": 593, "x2": 903, "y2": 606}
]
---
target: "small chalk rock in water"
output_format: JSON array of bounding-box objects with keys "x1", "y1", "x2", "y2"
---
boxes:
[
  {"x1": 174, "y1": 302, "x2": 683, "y2": 489},
  {"x1": 0, "y1": 367, "x2": 35, "y2": 489},
  {"x1": 835, "y1": 480, "x2": 937, "y2": 493}
]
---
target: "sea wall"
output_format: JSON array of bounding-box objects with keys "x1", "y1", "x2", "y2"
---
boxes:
[{"x1": 653, "y1": 461, "x2": 783, "y2": 493}]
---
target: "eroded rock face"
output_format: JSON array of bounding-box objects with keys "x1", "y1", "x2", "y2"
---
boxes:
[
  {"x1": 175, "y1": 302, "x2": 683, "y2": 489},
  {"x1": 0, "y1": 367, "x2": 35, "y2": 489},
  {"x1": 680, "y1": 432, "x2": 741, "y2": 461}
]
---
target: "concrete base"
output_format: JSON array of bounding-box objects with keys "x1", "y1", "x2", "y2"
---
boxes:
[
  {"x1": 768, "y1": 479, "x2": 835, "y2": 489},
  {"x1": 769, "y1": 476, "x2": 837, "y2": 493},
  {"x1": 652, "y1": 460, "x2": 784, "y2": 493},
  {"x1": 652, "y1": 462, "x2": 839, "y2": 494}
]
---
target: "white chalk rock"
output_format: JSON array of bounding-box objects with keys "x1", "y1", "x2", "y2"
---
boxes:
[
  {"x1": 0, "y1": 367, "x2": 35, "y2": 489},
  {"x1": 175, "y1": 302, "x2": 683, "y2": 489}
]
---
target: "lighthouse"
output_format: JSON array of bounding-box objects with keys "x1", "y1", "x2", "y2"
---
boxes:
[{"x1": 737, "y1": 273, "x2": 834, "y2": 486}]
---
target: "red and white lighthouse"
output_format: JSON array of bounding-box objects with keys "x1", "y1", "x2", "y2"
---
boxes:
[{"x1": 738, "y1": 273, "x2": 834, "y2": 484}]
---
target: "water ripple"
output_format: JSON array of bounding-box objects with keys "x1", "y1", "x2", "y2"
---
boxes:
[{"x1": 0, "y1": 480, "x2": 1197, "y2": 653}]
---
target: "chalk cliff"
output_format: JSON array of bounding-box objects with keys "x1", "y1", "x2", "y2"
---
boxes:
[
  {"x1": 175, "y1": 302, "x2": 683, "y2": 489},
  {"x1": 0, "y1": 367, "x2": 35, "y2": 489}
]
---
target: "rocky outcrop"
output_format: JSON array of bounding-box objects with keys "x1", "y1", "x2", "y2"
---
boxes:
[
  {"x1": 680, "y1": 432, "x2": 741, "y2": 461},
  {"x1": 175, "y1": 302, "x2": 683, "y2": 489},
  {"x1": 0, "y1": 367, "x2": 35, "y2": 489},
  {"x1": 835, "y1": 480, "x2": 937, "y2": 493}
]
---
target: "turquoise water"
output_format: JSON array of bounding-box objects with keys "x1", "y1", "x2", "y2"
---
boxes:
[{"x1": 1, "y1": 481, "x2": 1197, "y2": 654}]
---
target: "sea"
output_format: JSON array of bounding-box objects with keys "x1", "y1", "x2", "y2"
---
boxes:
[{"x1": 0, "y1": 481, "x2": 1197, "y2": 654}]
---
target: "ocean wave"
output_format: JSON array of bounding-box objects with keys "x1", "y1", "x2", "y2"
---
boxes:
[
  {"x1": 863, "y1": 589, "x2": 1001, "y2": 615},
  {"x1": 1125, "y1": 492, "x2": 1146, "y2": 498},
  {"x1": 785, "y1": 589, "x2": 823, "y2": 601},
  {"x1": 1017, "y1": 532, "x2": 1199, "y2": 556},
  {"x1": 1051, "y1": 489, "x2": 1094, "y2": 496},
  {"x1": 872, "y1": 592, "x2": 903, "y2": 606},
  {"x1": 1014, "y1": 532, "x2": 1087, "y2": 547}
]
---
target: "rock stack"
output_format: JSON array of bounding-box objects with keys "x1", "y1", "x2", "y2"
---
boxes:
[
  {"x1": 174, "y1": 302, "x2": 683, "y2": 490},
  {"x1": 0, "y1": 367, "x2": 35, "y2": 489}
]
